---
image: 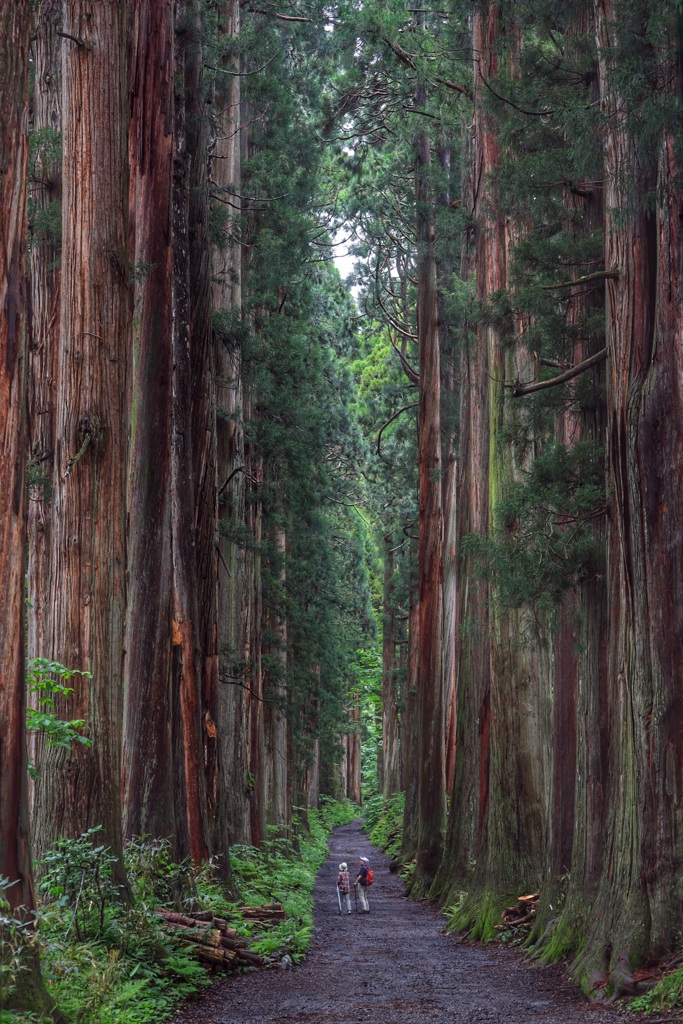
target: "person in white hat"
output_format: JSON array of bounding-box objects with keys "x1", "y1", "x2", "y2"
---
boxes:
[
  {"x1": 354, "y1": 856, "x2": 370, "y2": 913},
  {"x1": 337, "y1": 862, "x2": 352, "y2": 913}
]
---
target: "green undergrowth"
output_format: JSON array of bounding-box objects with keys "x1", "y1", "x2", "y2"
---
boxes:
[
  {"x1": 363, "y1": 793, "x2": 405, "y2": 860},
  {"x1": 1, "y1": 799, "x2": 356, "y2": 1024},
  {"x1": 444, "y1": 890, "x2": 511, "y2": 944},
  {"x1": 627, "y1": 962, "x2": 683, "y2": 1015},
  {"x1": 215, "y1": 798, "x2": 356, "y2": 963}
]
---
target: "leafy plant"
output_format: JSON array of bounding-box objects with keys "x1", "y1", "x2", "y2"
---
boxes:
[
  {"x1": 38, "y1": 828, "x2": 122, "y2": 941},
  {"x1": 366, "y1": 793, "x2": 404, "y2": 859},
  {"x1": 629, "y1": 962, "x2": 683, "y2": 1013},
  {"x1": 0, "y1": 878, "x2": 38, "y2": 1007},
  {"x1": 25, "y1": 658, "x2": 91, "y2": 779}
]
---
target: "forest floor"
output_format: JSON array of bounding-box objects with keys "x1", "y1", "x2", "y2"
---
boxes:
[{"x1": 170, "y1": 820, "x2": 673, "y2": 1024}]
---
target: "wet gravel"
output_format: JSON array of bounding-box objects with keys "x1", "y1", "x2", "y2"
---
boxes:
[{"x1": 171, "y1": 820, "x2": 666, "y2": 1024}]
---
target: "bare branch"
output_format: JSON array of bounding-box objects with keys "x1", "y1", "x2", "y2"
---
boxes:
[
  {"x1": 541, "y1": 268, "x2": 619, "y2": 290},
  {"x1": 218, "y1": 464, "x2": 245, "y2": 498},
  {"x1": 377, "y1": 403, "x2": 418, "y2": 455},
  {"x1": 509, "y1": 348, "x2": 607, "y2": 397}
]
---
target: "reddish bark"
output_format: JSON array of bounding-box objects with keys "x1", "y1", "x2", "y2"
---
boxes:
[
  {"x1": 32, "y1": 1, "x2": 130, "y2": 899},
  {"x1": 262, "y1": 526, "x2": 289, "y2": 831},
  {"x1": 0, "y1": 0, "x2": 31, "y2": 920},
  {"x1": 401, "y1": 559, "x2": 420, "y2": 861},
  {"x1": 576, "y1": 1, "x2": 683, "y2": 991},
  {"x1": 348, "y1": 699, "x2": 362, "y2": 805},
  {"x1": 122, "y1": 0, "x2": 176, "y2": 847},
  {"x1": 382, "y1": 536, "x2": 400, "y2": 798},
  {"x1": 414, "y1": 82, "x2": 446, "y2": 883},
  {"x1": 441, "y1": 459, "x2": 458, "y2": 795},
  {"x1": 435, "y1": 6, "x2": 496, "y2": 899},
  {"x1": 27, "y1": 13, "x2": 61, "y2": 700},
  {"x1": 171, "y1": 2, "x2": 210, "y2": 865},
  {"x1": 184, "y1": 0, "x2": 225, "y2": 868}
]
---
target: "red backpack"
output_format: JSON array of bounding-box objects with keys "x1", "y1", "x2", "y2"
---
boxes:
[{"x1": 365, "y1": 867, "x2": 374, "y2": 886}]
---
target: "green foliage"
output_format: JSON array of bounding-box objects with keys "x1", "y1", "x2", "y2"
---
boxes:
[
  {"x1": 25, "y1": 802, "x2": 355, "y2": 1024},
  {"x1": 25, "y1": 659, "x2": 92, "y2": 780},
  {"x1": 445, "y1": 891, "x2": 510, "y2": 944},
  {"x1": 465, "y1": 441, "x2": 606, "y2": 611},
  {"x1": 26, "y1": 457, "x2": 52, "y2": 505},
  {"x1": 365, "y1": 793, "x2": 405, "y2": 858},
  {"x1": 227, "y1": 800, "x2": 356, "y2": 963},
  {"x1": 350, "y1": 645, "x2": 382, "y2": 798},
  {"x1": 0, "y1": 879, "x2": 39, "y2": 1009},
  {"x1": 629, "y1": 962, "x2": 683, "y2": 1013},
  {"x1": 32, "y1": 833, "x2": 210, "y2": 1024},
  {"x1": 38, "y1": 829, "x2": 122, "y2": 942}
]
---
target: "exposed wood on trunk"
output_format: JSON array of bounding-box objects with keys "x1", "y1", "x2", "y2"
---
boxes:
[{"x1": 348, "y1": 699, "x2": 362, "y2": 804}]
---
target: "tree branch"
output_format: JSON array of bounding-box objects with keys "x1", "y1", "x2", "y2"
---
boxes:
[
  {"x1": 390, "y1": 336, "x2": 420, "y2": 384},
  {"x1": 56, "y1": 30, "x2": 86, "y2": 48},
  {"x1": 541, "y1": 268, "x2": 619, "y2": 290},
  {"x1": 509, "y1": 348, "x2": 607, "y2": 397},
  {"x1": 477, "y1": 62, "x2": 554, "y2": 116},
  {"x1": 218, "y1": 464, "x2": 244, "y2": 498},
  {"x1": 246, "y1": 6, "x2": 311, "y2": 20},
  {"x1": 377, "y1": 403, "x2": 418, "y2": 455}
]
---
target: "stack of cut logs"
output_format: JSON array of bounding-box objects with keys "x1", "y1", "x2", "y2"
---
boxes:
[
  {"x1": 498, "y1": 892, "x2": 539, "y2": 931},
  {"x1": 156, "y1": 903, "x2": 285, "y2": 970}
]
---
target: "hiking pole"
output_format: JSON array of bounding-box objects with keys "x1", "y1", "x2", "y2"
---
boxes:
[
  {"x1": 354, "y1": 884, "x2": 358, "y2": 913},
  {"x1": 337, "y1": 885, "x2": 342, "y2": 915}
]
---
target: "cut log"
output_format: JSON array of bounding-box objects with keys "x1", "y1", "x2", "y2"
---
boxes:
[
  {"x1": 156, "y1": 909, "x2": 206, "y2": 928},
  {"x1": 236, "y1": 949, "x2": 265, "y2": 966}
]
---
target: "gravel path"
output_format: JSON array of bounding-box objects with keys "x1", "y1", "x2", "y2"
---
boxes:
[{"x1": 171, "y1": 820, "x2": 659, "y2": 1024}]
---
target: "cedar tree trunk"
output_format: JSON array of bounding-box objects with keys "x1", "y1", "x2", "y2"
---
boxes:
[
  {"x1": 33, "y1": 1, "x2": 130, "y2": 900},
  {"x1": 122, "y1": 0, "x2": 176, "y2": 845}
]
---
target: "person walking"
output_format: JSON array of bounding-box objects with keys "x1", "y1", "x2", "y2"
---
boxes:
[
  {"x1": 354, "y1": 856, "x2": 370, "y2": 913},
  {"x1": 337, "y1": 862, "x2": 352, "y2": 914}
]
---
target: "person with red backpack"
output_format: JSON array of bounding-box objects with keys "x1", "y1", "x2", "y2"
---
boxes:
[{"x1": 354, "y1": 856, "x2": 373, "y2": 912}]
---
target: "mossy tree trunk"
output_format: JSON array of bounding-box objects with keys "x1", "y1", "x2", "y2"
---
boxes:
[
  {"x1": 414, "y1": 77, "x2": 446, "y2": 885},
  {"x1": 434, "y1": 4, "x2": 497, "y2": 909},
  {"x1": 211, "y1": 0, "x2": 252, "y2": 846},
  {"x1": 573, "y1": 0, "x2": 683, "y2": 994}
]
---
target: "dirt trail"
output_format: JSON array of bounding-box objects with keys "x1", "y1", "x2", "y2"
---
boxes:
[{"x1": 171, "y1": 820, "x2": 637, "y2": 1024}]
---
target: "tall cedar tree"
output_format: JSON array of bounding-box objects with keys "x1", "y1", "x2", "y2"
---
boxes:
[
  {"x1": 32, "y1": 0, "x2": 131, "y2": 900},
  {"x1": 0, "y1": 3, "x2": 64, "y2": 1017}
]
